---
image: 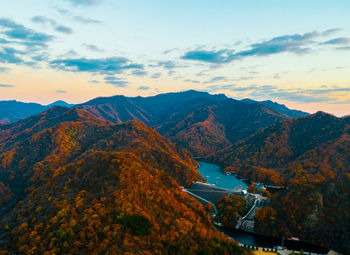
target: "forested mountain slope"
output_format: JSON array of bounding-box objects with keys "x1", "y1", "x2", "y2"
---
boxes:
[{"x1": 0, "y1": 107, "x2": 241, "y2": 254}]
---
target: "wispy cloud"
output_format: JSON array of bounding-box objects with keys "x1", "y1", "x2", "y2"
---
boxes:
[
  {"x1": 0, "y1": 18, "x2": 54, "y2": 65},
  {"x1": 54, "y1": 7, "x2": 101, "y2": 24},
  {"x1": 50, "y1": 57, "x2": 144, "y2": 75},
  {"x1": 203, "y1": 76, "x2": 227, "y2": 84},
  {"x1": 0, "y1": 47, "x2": 24, "y2": 64},
  {"x1": 157, "y1": 61, "x2": 177, "y2": 69},
  {"x1": 336, "y1": 46, "x2": 350, "y2": 51},
  {"x1": 321, "y1": 37, "x2": 350, "y2": 45},
  {"x1": 205, "y1": 84, "x2": 350, "y2": 104},
  {"x1": 322, "y1": 28, "x2": 342, "y2": 36},
  {"x1": 82, "y1": 43, "x2": 104, "y2": 52},
  {"x1": 0, "y1": 84, "x2": 15, "y2": 87},
  {"x1": 182, "y1": 49, "x2": 235, "y2": 64},
  {"x1": 182, "y1": 30, "x2": 342, "y2": 64},
  {"x1": 103, "y1": 76, "x2": 128, "y2": 87},
  {"x1": 56, "y1": 90, "x2": 67, "y2": 93},
  {"x1": 0, "y1": 18, "x2": 54, "y2": 46},
  {"x1": 74, "y1": 16, "x2": 101, "y2": 24},
  {"x1": 65, "y1": 0, "x2": 103, "y2": 6},
  {"x1": 55, "y1": 25, "x2": 73, "y2": 34},
  {"x1": 184, "y1": 79, "x2": 200, "y2": 84},
  {"x1": 151, "y1": 72, "x2": 161, "y2": 79},
  {"x1": 132, "y1": 70, "x2": 148, "y2": 76},
  {"x1": 0, "y1": 67, "x2": 10, "y2": 73},
  {"x1": 137, "y1": 86, "x2": 150, "y2": 90},
  {"x1": 31, "y1": 16, "x2": 73, "y2": 34}
]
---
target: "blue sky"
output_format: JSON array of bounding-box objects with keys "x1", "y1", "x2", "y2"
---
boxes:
[{"x1": 0, "y1": 0, "x2": 350, "y2": 116}]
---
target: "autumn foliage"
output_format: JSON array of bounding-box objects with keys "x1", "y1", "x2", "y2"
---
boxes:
[{"x1": 0, "y1": 107, "x2": 242, "y2": 254}]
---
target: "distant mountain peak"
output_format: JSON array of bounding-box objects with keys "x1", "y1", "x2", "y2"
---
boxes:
[{"x1": 47, "y1": 100, "x2": 74, "y2": 108}]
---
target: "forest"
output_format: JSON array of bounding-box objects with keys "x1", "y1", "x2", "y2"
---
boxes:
[{"x1": 0, "y1": 107, "x2": 243, "y2": 254}]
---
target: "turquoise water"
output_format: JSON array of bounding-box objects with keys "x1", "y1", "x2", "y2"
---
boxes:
[{"x1": 197, "y1": 161, "x2": 247, "y2": 190}]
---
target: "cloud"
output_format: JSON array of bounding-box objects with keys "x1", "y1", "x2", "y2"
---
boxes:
[
  {"x1": 50, "y1": 57, "x2": 144, "y2": 75},
  {"x1": 205, "y1": 84, "x2": 350, "y2": 104},
  {"x1": 31, "y1": 16, "x2": 55, "y2": 26},
  {"x1": 0, "y1": 67, "x2": 11, "y2": 73},
  {"x1": 151, "y1": 73, "x2": 161, "y2": 79},
  {"x1": 132, "y1": 70, "x2": 148, "y2": 76},
  {"x1": 182, "y1": 49, "x2": 235, "y2": 64},
  {"x1": 103, "y1": 76, "x2": 128, "y2": 87},
  {"x1": 0, "y1": 47, "x2": 24, "y2": 64},
  {"x1": 0, "y1": 84, "x2": 15, "y2": 87},
  {"x1": 55, "y1": 25, "x2": 73, "y2": 34},
  {"x1": 182, "y1": 30, "x2": 342, "y2": 64},
  {"x1": 304, "y1": 87, "x2": 350, "y2": 94},
  {"x1": 163, "y1": 48, "x2": 179, "y2": 54},
  {"x1": 0, "y1": 18, "x2": 54, "y2": 65},
  {"x1": 82, "y1": 43, "x2": 104, "y2": 52},
  {"x1": 106, "y1": 80, "x2": 128, "y2": 87},
  {"x1": 66, "y1": 0, "x2": 103, "y2": 6},
  {"x1": 184, "y1": 79, "x2": 200, "y2": 84},
  {"x1": 204, "y1": 76, "x2": 227, "y2": 84},
  {"x1": 88, "y1": 80, "x2": 99, "y2": 84},
  {"x1": 56, "y1": 90, "x2": 67, "y2": 93},
  {"x1": 0, "y1": 18, "x2": 54, "y2": 46},
  {"x1": 58, "y1": 50, "x2": 79, "y2": 58},
  {"x1": 149, "y1": 61, "x2": 183, "y2": 71},
  {"x1": 137, "y1": 86, "x2": 150, "y2": 90},
  {"x1": 157, "y1": 61, "x2": 177, "y2": 69},
  {"x1": 322, "y1": 28, "x2": 342, "y2": 36},
  {"x1": 335, "y1": 46, "x2": 350, "y2": 51},
  {"x1": 54, "y1": 8, "x2": 101, "y2": 24},
  {"x1": 74, "y1": 16, "x2": 101, "y2": 24},
  {"x1": 321, "y1": 37, "x2": 350, "y2": 45},
  {"x1": 31, "y1": 16, "x2": 73, "y2": 34}
]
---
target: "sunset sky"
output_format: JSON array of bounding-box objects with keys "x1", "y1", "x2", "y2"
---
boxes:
[{"x1": 1, "y1": 0, "x2": 350, "y2": 116}]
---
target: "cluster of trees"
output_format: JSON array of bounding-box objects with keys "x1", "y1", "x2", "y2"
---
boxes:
[
  {"x1": 246, "y1": 184, "x2": 271, "y2": 198},
  {"x1": 215, "y1": 195, "x2": 251, "y2": 228}
]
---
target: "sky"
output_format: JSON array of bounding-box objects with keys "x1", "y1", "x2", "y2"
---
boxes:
[{"x1": 0, "y1": 0, "x2": 350, "y2": 116}]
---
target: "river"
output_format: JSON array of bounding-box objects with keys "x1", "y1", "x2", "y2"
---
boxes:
[{"x1": 196, "y1": 161, "x2": 329, "y2": 254}]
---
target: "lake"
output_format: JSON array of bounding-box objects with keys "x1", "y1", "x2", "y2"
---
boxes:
[
  {"x1": 196, "y1": 161, "x2": 329, "y2": 254},
  {"x1": 197, "y1": 161, "x2": 247, "y2": 190}
]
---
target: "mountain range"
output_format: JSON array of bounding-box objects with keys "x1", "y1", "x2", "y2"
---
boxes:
[
  {"x1": 0, "y1": 90, "x2": 307, "y2": 125},
  {"x1": 0, "y1": 90, "x2": 349, "y2": 253}
]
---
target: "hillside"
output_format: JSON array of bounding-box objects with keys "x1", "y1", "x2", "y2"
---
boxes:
[
  {"x1": 158, "y1": 98, "x2": 288, "y2": 157},
  {"x1": 218, "y1": 112, "x2": 350, "y2": 253},
  {"x1": 0, "y1": 107, "x2": 241, "y2": 254}
]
